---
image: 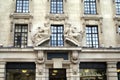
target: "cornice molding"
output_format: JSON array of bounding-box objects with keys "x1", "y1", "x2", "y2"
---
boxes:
[
  {"x1": 82, "y1": 48, "x2": 120, "y2": 53},
  {"x1": 10, "y1": 13, "x2": 33, "y2": 19},
  {"x1": 0, "y1": 48, "x2": 34, "y2": 52},
  {"x1": 34, "y1": 47, "x2": 82, "y2": 51}
]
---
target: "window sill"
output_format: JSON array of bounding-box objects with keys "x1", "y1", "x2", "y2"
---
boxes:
[
  {"x1": 10, "y1": 13, "x2": 33, "y2": 19},
  {"x1": 81, "y1": 15, "x2": 103, "y2": 20}
]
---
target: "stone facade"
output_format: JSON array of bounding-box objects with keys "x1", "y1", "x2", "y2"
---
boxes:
[{"x1": 0, "y1": 0, "x2": 120, "y2": 80}]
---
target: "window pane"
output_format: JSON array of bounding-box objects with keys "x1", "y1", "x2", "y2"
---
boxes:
[
  {"x1": 16, "y1": 0, "x2": 29, "y2": 13},
  {"x1": 84, "y1": 0, "x2": 97, "y2": 14},
  {"x1": 50, "y1": 0, "x2": 63, "y2": 14},
  {"x1": 86, "y1": 25, "x2": 99, "y2": 48},
  {"x1": 14, "y1": 24, "x2": 28, "y2": 48},
  {"x1": 50, "y1": 25, "x2": 64, "y2": 46}
]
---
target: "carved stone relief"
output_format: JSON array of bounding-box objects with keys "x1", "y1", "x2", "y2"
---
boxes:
[
  {"x1": 65, "y1": 23, "x2": 84, "y2": 45},
  {"x1": 32, "y1": 22, "x2": 84, "y2": 46},
  {"x1": 32, "y1": 24, "x2": 50, "y2": 45},
  {"x1": 45, "y1": 14, "x2": 68, "y2": 21}
]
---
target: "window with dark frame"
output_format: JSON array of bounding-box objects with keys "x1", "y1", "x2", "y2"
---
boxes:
[
  {"x1": 47, "y1": 52, "x2": 68, "y2": 60},
  {"x1": 86, "y1": 25, "x2": 99, "y2": 48},
  {"x1": 50, "y1": 0, "x2": 63, "y2": 14},
  {"x1": 84, "y1": 0, "x2": 97, "y2": 14},
  {"x1": 115, "y1": 0, "x2": 120, "y2": 15},
  {"x1": 16, "y1": 0, "x2": 29, "y2": 13},
  {"x1": 50, "y1": 25, "x2": 64, "y2": 46},
  {"x1": 14, "y1": 24, "x2": 28, "y2": 48},
  {"x1": 118, "y1": 26, "x2": 120, "y2": 33}
]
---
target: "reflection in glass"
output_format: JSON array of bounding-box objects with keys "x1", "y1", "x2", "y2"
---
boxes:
[
  {"x1": 80, "y1": 69, "x2": 106, "y2": 80},
  {"x1": 118, "y1": 69, "x2": 120, "y2": 80},
  {"x1": 14, "y1": 24, "x2": 28, "y2": 48},
  {"x1": 6, "y1": 69, "x2": 35, "y2": 80}
]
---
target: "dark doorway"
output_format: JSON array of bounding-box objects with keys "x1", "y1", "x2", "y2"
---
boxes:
[{"x1": 49, "y1": 68, "x2": 66, "y2": 80}]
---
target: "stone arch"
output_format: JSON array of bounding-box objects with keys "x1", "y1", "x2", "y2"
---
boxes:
[
  {"x1": 65, "y1": 37, "x2": 80, "y2": 46},
  {"x1": 35, "y1": 37, "x2": 50, "y2": 46}
]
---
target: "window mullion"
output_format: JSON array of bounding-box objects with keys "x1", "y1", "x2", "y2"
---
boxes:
[
  {"x1": 95, "y1": 0, "x2": 97, "y2": 14},
  {"x1": 56, "y1": 26, "x2": 58, "y2": 46},
  {"x1": 56, "y1": 0, "x2": 58, "y2": 13},
  {"x1": 20, "y1": 26, "x2": 22, "y2": 48},
  {"x1": 89, "y1": 0, "x2": 91, "y2": 14},
  {"x1": 22, "y1": 0, "x2": 23, "y2": 12},
  {"x1": 91, "y1": 27, "x2": 94, "y2": 47}
]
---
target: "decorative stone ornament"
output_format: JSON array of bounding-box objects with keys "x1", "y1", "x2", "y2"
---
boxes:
[
  {"x1": 71, "y1": 51, "x2": 79, "y2": 64},
  {"x1": 65, "y1": 23, "x2": 84, "y2": 46},
  {"x1": 45, "y1": 14, "x2": 68, "y2": 21},
  {"x1": 36, "y1": 51, "x2": 44, "y2": 75},
  {"x1": 32, "y1": 22, "x2": 84, "y2": 47},
  {"x1": 36, "y1": 51, "x2": 44, "y2": 64},
  {"x1": 32, "y1": 25, "x2": 50, "y2": 45}
]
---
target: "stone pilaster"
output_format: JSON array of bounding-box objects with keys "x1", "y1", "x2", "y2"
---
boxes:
[
  {"x1": 107, "y1": 62, "x2": 118, "y2": 80},
  {"x1": 0, "y1": 62, "x2": 6, "y2": 80},
  {"x1": 70, "y1": 64, "x2": 80, "y2": 80},
  {"x1": 70, "y1": 51, "x2": 80, "y2": 80},
  {"x1": 36, "y1": 51, "x2": 45, "y2": 80}
]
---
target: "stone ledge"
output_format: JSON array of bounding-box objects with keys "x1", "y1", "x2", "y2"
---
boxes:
[
  {"x1": 34, "y1": 47, "x2": 82, "y2": 51},
  {"x1": 10, "y1": 13, "x2": 33, "y2": 19},
  {"x1": 82, "y1": 48, "x2": 120, "y2": 53},
  {"x1": 81, "y1": 15, "x2": 103, "y2": 20},
  {"x1": 0, "y1": 47, "x2": 34, "y2": 52}
]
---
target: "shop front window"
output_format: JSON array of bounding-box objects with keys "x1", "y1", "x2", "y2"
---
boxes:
[
  {"x1": 117, "y1": 62, "x2": 120, "y2": 80},
  {"x1": 80, "y1": 69, "x2": 106, "y2": 80},
  {"x1": 6, "y1": 62, "x2": 35, "y2": 80},
  {"x1": 80, "y1": 62, "x2": 106, "y2": 80}
]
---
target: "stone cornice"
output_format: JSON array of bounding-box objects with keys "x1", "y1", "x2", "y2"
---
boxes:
[
  {"x1": 0, "y1": 47, "x2": 120, "y2": 53},
  {"x1": 34, "y1": 47, "x2": 82, "y2": 51},
  {"x1": 82, "y1": 48, "x2": 120, "y2": 53},
  {"x1": 0, "y1": 47, "x2": 34, "y2": 52}
]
